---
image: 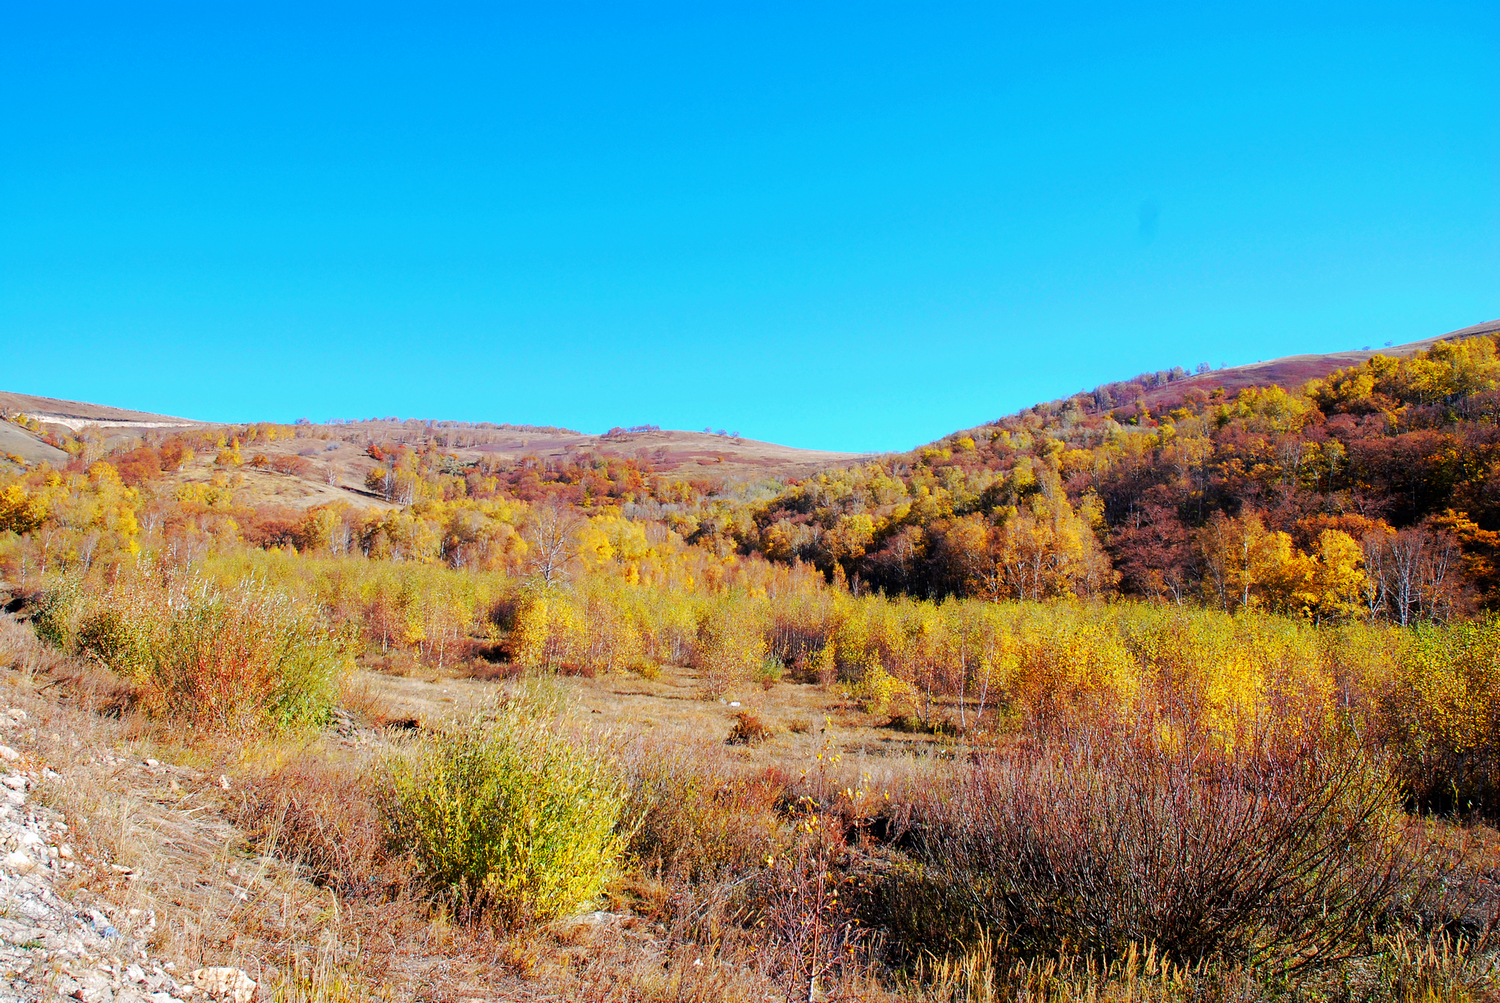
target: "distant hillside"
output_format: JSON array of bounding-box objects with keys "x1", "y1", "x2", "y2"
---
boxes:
[
  {"x1": 0, "y1": 391, "x2": 204, "y2": 431},
  {"x1": 0, "y1": 392, "x2": 866, "y2": 510},
  {"x1": 1062, "y1": 318, "x2": 1500, "y2": 425},
  {"x1": 6, "y1": 316, "x2": 1500, "y2": 625}
]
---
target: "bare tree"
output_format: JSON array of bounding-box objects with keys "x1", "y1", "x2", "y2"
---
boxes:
[
  {"x1": 1361, "y1": 526, "x2": 1463, "y2": 625},
  {"x1": 527, "y1": 500, "x2": 579, "y2": 589}
]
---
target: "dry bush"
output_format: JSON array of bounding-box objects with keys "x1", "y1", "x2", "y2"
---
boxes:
[
  {"x1": 914, "y1": 731, "x2": 1457, "y2": 969},
  {"x1": 230, "y1": 748, "x2": 397, "y2": 896},
  {"x1": 725, "y1": 710, "x2": 773, "y2": 746},
  {"x1": 619, "y1": 739, "x2": 785, "y2": 883}
]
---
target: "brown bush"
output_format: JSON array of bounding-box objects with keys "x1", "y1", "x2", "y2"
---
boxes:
[
  {"x1": 726, "y1": 710, "x2": 773, "y2": 746},
  {"x1": 231, "y1": 751, "x2": 399, "y2": 896},
  {"x1": 620, "y1": 741, "x2": 782, "y2": 883},
  {"x1": 271, "y1": 454, "x2": 313, "y2": 477},
  {"x1": 914, "y1": 731, "x2": 1453, "y2": 968}
]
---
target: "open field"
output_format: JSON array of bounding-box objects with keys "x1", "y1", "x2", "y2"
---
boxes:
[{"x1": 3, "y1": 548, "x2": 1500, "y2": 1001}]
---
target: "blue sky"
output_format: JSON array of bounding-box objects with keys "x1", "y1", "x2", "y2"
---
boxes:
[{"x1": 3, "y1": 2, "x2": 1497, "y2": 452}]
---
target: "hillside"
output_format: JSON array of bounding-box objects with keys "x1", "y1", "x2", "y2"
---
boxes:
[
  {"x1": 0, "y1": 393, "x2": 865, "y2": 513},
  {"x1": 1070, "y1": 318, "x2": 1500, "y2": 422},
  {"x1": 6, "y1": 316, "x2": 1500, "y2": 615},
  {"x1": 733, "y1": 318, "x2": 1500, "y2": 616}
]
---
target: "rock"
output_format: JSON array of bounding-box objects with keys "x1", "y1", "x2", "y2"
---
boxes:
[
  {"x1": 1, "y1": 776, "x2": 26, "y2": 792},
  {"x1": 0, "y1": 851, "x2": 36, "y2": 874},
  {"x1": 0, "y1": 748, "x2": 18, "y2": 763},
  {"x1": 76, "y1": 969, "x2": 116, "y2": 1003},
  {"x1": 190, "y1": 967, "x2": 256, "y2": 1003}
]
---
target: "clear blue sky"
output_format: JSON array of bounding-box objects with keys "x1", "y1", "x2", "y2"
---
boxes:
[{"x1": 3, "y1": 2, "x2": 1497, "y2": 452}]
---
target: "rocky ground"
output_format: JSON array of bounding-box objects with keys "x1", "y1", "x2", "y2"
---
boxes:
[{"x1": 0, "y1": 703, "x2": 255, "y2": 1003}]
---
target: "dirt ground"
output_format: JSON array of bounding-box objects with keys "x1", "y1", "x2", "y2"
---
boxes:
[{"x1": 356, "y1": 658, "x2": 958, "y2": 774}]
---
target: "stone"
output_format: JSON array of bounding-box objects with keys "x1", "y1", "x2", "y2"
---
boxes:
[
  {"x1": 0, "y1": 749, "x2": 18, "y2": 764},
  {"x1": 0, "y1": 852, "x2": 35, "y2": 875},
  {"x1": 190, "y1": 967, "x2": 256, "y2": 1003}
]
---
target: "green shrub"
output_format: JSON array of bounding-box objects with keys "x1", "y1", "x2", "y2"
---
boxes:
[
  {"x1": 29, "y1": 581, "x2": 78, "y2": 651},
  {"x1": 1382, "y1": 615, "x2": 1500, "y2": 814},
  {"x1": 382, "y1": 707, "x2": 627, "y2": 925},
  {"x1": 755, "y1": 654, "x2": 785, "y2": 688},
  {"x1": 76, "y1": 608, "x2": 151, "y2": 678}
]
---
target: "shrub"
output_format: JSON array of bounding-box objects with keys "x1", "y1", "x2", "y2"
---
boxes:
[
  {"x1": 382, "y1": 706, "x2": 627, "y2": 925},
  {"x1": 1378, "y1": 616, "x2": 1500, "y2": 814},
  {"x1": 142, "y1": 583, "x2": 346, "y2": 731},
  {"x1": 755, "y1": 654, "x2": 785, "y2": 689},
  {"x1": 33, "y1": 571, "x2": 347, "y2": 733},
  {"x1": 271, "y1": 454, "x2": 312, "y2": 477},
  {"x1": 76, "y1": 608, "x2": 151, "y2": 678},
  {"x1": 726, "y1": 710, "x2": 773, "y2": 746},
  {"x1": 846, "y1": 665, "x2": 916, "y2": 716},
  {"x1": 619, "y1": 741, "x2": 782, "y2": 883},
  {"x1": 917, "y1": 731, "x2": 1430, "y2": 968}
]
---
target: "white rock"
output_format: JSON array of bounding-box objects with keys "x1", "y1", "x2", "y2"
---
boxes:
[
  {"x1": 190, "y1": 967, "x2": 256, "y2": 1003},
  {"x1": 0, "y1": 748, "x2": 19, "y2": 763},
  {"x1": 1, "y1": 776, "x2": 26, "y2": 792},
  {"x1": 0, "y1": 852, "x2": 35, "y2": 874}
]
